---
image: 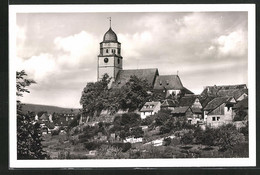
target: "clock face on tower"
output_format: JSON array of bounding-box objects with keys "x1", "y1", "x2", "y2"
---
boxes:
[{"x1": 104, "y1": 58, "x2": 108, "y2": 63}]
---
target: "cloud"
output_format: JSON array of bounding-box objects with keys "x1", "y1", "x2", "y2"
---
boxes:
[
  {"x1": 215, "y1": 30, "x2": 247, "y2": 57},
  {"x1": 54, "y1": 31, "x2": 99, "y2": 68},
  {"x1": 17, "y1": 53, "x2": 56, "y2": 81}
]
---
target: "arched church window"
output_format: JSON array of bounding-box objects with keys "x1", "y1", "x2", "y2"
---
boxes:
[
  {"x1": 118, "y1": 49, "x2": 121, "y2": 55},
  {"x1": 106, "y1": 49, "x2": 108, "y2": 53},
  {"x1": 117, "y1": 58, "x2": 120, "y2": 64},
  {"x1": 104, "y1": 58, "x2": 109, "y2": 63}
]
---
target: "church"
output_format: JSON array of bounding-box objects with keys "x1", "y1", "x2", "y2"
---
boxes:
[{"x1": 97, "y1": 25, "x2": 193, "y2": 98}]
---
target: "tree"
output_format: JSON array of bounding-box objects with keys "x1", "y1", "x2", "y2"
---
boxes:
[
  {"x1": 215, "y1": 124, "x2": 245, "y2": 151},
  {"x1": 80, "y1": 74, "x2": 111, "y2": 117},
  {"x1": 16, "y1": 70, "x2": 47, "y2": 159}
]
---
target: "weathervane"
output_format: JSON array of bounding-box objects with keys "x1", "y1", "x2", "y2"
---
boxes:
[{"x1": 107, "y1": 17, "x2": 111, "y2": 28}]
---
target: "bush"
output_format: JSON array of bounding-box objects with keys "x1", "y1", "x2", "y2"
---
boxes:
[
  {"x1": 216, "y1": 124, "x2": 245, "y2": 151},
  {"x1": 51, "y1": 128, "x2": 61, "y2": 136},
  {"x1": 163, "y1": 137, "x2": 171, "y2": 146},
  {"x1": 121, "y1": 113, "x2": 141, "y2": 127},
  {"x1": 180, "y1": 131, "x2": 194, "y2": 144},
  {"x1": 141, "y1": 115, "x2": 155, "y2": 125},
  {"x1": 111, "y1": 142, "x2": 132, "y2": 152},
  {"x1": 84, "y1": 141, "x2": 103, "y2": 150},
  {"x1": 130, "y1": 126, "x2": 144, "y2": 138}
]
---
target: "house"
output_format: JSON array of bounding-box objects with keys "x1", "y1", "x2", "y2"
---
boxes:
[
  {"x1": 171, "y1": 106, "x2": 202, "y2": 124},
  {"x1": 153, "y1": 75, "x2": 193, "y2": 98},
  {"x1": 176, "y1": 95, "x2": 203, "y2": 124},
  {"x1": 178, "y1": 95, "x2": 202, "y2": 108},
  {"x1": 140, "y1": 101, "x2": 161, "y2": 119},
  {"x1": 39, "y1": 113, "x2": 49, "y2": 122},
  {"x1": 204, "y1": 97, "x2": 236, "y2": 128},
  {"x1": 161, "y1": 99, "x2": 177, "y2": 111}
]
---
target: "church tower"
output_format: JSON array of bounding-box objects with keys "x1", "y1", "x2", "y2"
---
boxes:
[{"x1": 97, "y1": 20, "x2": 123, "y2": 81}]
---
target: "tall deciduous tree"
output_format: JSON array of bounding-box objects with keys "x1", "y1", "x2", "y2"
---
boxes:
[{"x1": 16, "y1": 70, "x2": 47, "y2": 159}]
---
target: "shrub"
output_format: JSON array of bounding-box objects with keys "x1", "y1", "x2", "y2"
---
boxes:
[
  {"x1": 111, "y1": 142, "x2": 132, "y2": 152},
  {"x1": 130, "y1": 126, "x2": 144, "y2": 138},
  {"x1": 51, "y1": 128, "x2": 61, "y2": 136},
  {"x1": 84, "y1": 141, "x2": 103, "y2": 150},
  {"x1": 216, "y1": 124, "x2": 245, "y2": 151},
  {"x1": 180, "y1": 131, "x2": 194, "y2": 145},
  {"x1": 163, "y1": 137, "x2": 172, "y2": 146}
]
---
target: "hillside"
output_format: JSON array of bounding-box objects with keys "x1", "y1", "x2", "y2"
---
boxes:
[{"x1": 22, "y1": 103, "x2": 80, "y2": 114}]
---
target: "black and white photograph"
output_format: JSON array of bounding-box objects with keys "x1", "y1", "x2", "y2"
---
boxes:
[{"x1": 9, "y1": 4, "x2": 256, "y2": 168}]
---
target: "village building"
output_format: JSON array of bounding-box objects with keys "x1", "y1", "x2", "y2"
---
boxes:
[
  {"x1": 171, "y1": 95, "x2": 203, "y2": 124},
  {"x1": 203, "y1": 96, "x2": 236, "y2": 128},
  {"x1": 140, "y1": 101, "x2": 161, "y2": 119},
  {"x1": 160, "y1": 99, "x2": 177, "y2": 111}
]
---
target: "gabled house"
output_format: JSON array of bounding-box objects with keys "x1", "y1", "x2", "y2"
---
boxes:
[
  {"x1": 178, "y1": 95, "x2": 202, "y2": 108},
  {"x1": 140, "y1": 101, "x2": 161, "y2": 119},
  {"x1": 161, "y1": 99, "x2": 177, "y2": 111},
  {"x1": 177, "y1": 95, "x2": 203, "y2": 124},
  {"x1": 204, "y1": 97, "x2": 236, "y2": 128},
  {"x1": 153, "y1": 75, "x2": 193, "y2": 98}
]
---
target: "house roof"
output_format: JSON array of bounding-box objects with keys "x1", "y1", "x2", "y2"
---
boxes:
[
  {"x1": 199, "y1": 96, "x2": 215, "y2": 108},
  {"x1": 233, "y1": 97, "x2": 248, "y2": 109},
  {"x1": 39, "y1": 113, "x2": 49, "y2": 120},
  {"x1": 191, "y1": 108, "x2": 202, "y2": 114},
  {"x1": 140, "y1": 101, "x2": 160, "y2": 112},
  {"x1": 161, "y1": 99, "x2": 177, "y2": 107},
  {"x1": 112, "y1": 68, "x2": 159, "y2": 88},
  {"x1": 201, "y1": 84, "x2": 247, "y2": 97},
  {"x1": 204, "y1": 97, "x2": 233, "y2": 111},
  {"x1": 171, "y1": 106, "x2": 190, "y2": 114},
  {"x1": 153, "y1": 75, "x2": 183, "y2": 90},
  {"x1": 217, "y1": 89, "x2": 248, "y2": 100},
  {"x1": 178, "y1": 95, "x2": 199, "y2": 107}
]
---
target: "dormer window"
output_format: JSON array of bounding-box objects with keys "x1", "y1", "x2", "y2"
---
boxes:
[{"x1": 166, "y1": 80, "x2": 169, "y2": 85}]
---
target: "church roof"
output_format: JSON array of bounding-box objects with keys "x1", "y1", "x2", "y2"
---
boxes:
[
  {"x1": 112, "y1": 68, "x2": 159, "y2": 88},
  {"x1": 103, "y1": 27, "x2": 118, "y2": 42},
  {"x1": 153, "y1": 75, "x2": 183, "y2": 90}
]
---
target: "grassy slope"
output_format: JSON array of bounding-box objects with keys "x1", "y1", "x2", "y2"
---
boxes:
[{"x1": 22, "y1": 103, "x2": 80, "y2": 114}]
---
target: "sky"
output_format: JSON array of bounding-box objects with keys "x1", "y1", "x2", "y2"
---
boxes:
[{"x1": 16, "y1": 12, "x2": 248, "y2": 108}]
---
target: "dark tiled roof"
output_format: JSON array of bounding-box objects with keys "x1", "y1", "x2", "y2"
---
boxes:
[
  {"x1": 171, "y1": 106, "x2": 190, "y2": 114},
  {"x1": 217, "y1": 89, "x2": 248, "y2": 100},
  {"x1": 204, "y1": 97, "x2": 230, "y2": 111},
  {"x1": 199, "y1": 96, "x2": 215, "y2": 108},
  {"x1": 201, "y1": 84, "x2": 247, "y2": 97},
  {"x1": 233, "y1": 97, "x2": 248, "y2": 109},
  {"x1": 140, "y1": 101, "x2": 160, "y2": 112},
  {"x1": 178, "y1": 95, "x2": 199, "y2": 107},
  {"x1": 191, "y1": 108, "x2": 202, "y2": 114},
  {"x1": 182, "y1": 87, "x2": 194, "y2": 94},
  {"x1": 103, "y1": 27, "x2": 118, "y2": 42},
  {"x1": 161, "y1": 99, "x2": 177, "y2": 107},
  {"x1": 153, "y1": 75, "x2": 183, "y2": 90},
  {"x1": 112, "y1": 68, "x2": 159, "y2": 88},
  {"x1": 39, "y1": 113, "x2": 48, "y2": 121}
]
